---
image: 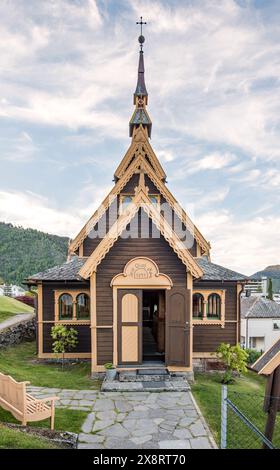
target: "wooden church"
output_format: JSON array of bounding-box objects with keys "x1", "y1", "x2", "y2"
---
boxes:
[{"x1": 28, "y1": 28, "x2": 247, "y2": 374}]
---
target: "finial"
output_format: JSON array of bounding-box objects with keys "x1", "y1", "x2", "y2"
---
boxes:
[{"x1": 136, "y1": 16, "x2": 147, "y2": 51}]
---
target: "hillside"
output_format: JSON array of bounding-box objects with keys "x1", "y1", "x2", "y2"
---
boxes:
[
  {"x1": 0, "y1": 296, "x2": 34, "y2": 323},
  {"x1": 0, "y1": 222, "x2": 69, "y2": 285},
  {"x1": 251, "y1": 265, "x2": 280, "y2": 279}
]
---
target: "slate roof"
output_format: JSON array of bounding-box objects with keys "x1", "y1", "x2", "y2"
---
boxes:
[
  {"x1": 27, "y1": 256, "x2": 87, "y2": 282},
  {"x1": 196, "y1": 256, "x2": 248, "y2": 281},
  {"x1": 241, "y1": 296, "x2": 280, "y2": 319},
  {"x1": 252, "y1": 338, "x2": 280, "y2": 374},
  {"x1": 27, "y1": 255, "x2": 248, "y2": 283}
]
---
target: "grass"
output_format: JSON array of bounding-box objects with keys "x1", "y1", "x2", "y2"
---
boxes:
[
  {"x1": 0, "y1": 407, "x2": 88, "y2": 434},
  {"x1": 191, "y1": 370, "x2": 280, "y2": 449},
  {"x1": 0, "y1": 341, "x2": 101, "y2": 390},
  {"x1": 0, "y1": 296, "x2": 33, "y2": 323},
  {"x1": 0, "y1": 424, "x2": 60, "y2": 449}
]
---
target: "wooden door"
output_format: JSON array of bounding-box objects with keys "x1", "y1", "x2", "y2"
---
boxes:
[
  {"x1": 118, "y1": 289, "x2": 142, "y2": 365},
  {"x1": 166, "y1": 288, "x2": 190, "y2": 367}
]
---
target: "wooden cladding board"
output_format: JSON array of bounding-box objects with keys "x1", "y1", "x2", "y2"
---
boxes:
[
  {"x1": 97, "y1": 328, "x2": 113, "y2": 365},
  {"x1": 82, "y1": 173, "x2": 198, "y2": 257},
  {"x1": 42, "y1": 323, "x2": 91, "y2": 353},
  {"x1": 193, "y1": 323, "x2": 236, "y2": 352},
  {"x1": 42, "y1": 282, "x2": 89, "y2": 321},
  {"x1": 96, "y1": 213, "x2": 186, "y2": 326},
  {"x1": 192, "y1": 281, "x2": 237, "y2": 352}
]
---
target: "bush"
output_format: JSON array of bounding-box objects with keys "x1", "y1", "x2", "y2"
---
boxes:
[
  {"x1": 51, "y1": 325, "x2": 78, "y2": 370},
  {"x1": 14, "y1": 295, "x2": 34, "y2": 308},
  {"x1": 216, "y1": 343, "x2": 248, "y2": 384},
  {"x1": 245, "y1": 348, "x2": 262, "y2": 365}
]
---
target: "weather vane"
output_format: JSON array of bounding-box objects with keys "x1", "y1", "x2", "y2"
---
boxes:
[{"x1": 136, "y1": 16, "x2": 147, "y2": 51}]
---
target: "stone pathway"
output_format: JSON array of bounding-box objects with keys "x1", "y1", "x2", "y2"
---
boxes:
[
  {"x1": 27, "y1": 386, "x2": 216, "y2": 449},
  {"x1": 0, "y1": 312, "x2": 34, "y2": 332}
]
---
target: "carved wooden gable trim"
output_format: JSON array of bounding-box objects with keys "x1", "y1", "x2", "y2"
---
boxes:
[
  {"x1": 114, "y1": 126, "x2": 166, "y2": 181},
  {"x1": 69, "y1": 149, "x2": 210, "y2": 256},
  {"x1": 78, "y1": 188, "x2": 203, "y2": 280},
  {"x1": 111, "y1": 257, "x2": 173, "y2": 288}
]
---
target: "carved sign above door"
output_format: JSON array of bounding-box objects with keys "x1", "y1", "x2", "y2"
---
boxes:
[{"x1": 111, "y1": 257, "x2": 173, "y2": 288}]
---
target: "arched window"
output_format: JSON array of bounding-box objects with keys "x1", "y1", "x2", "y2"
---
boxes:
[
  {"x1": 193, "y1": 293, "x2": 204, "y2": 318},
  {"x1": 207, "y1": 294, "x2": 221, "y2": 319},
  {"x1": 59, "y1": 294, "x2": 73, "y2": 320},
  {"x1": 76, "y1": 293, "x2": 90, "y2": 320}
]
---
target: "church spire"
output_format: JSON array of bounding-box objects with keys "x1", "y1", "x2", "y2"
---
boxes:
[{"x1": 129, "y1": 17, "x2": 152, "y2": 139}]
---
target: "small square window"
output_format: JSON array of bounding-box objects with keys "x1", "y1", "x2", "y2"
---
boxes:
[{"x1": 273, "y1": 321, "x2": 280, "y2": 330}]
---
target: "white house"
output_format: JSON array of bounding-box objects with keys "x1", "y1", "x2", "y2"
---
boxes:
[
  {"x1": 0, "y1": 284, "x2": 26, "y2": 298},
  {"x1": 241, "y1": 297, "x2": 280, "y2": 352}
]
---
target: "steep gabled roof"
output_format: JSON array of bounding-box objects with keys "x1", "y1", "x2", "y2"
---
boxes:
[
  {"x1": 114, "y1": 126, "x2": 166, "y2": 181},
  {"x1": 252, "y1": 338, "x2": 280, "y2": 375},
  {"x1": 69, "y1": 140, "x2": 211, "y2": 256},
  {"x1": 196, "y1": 256, "x2": 247, "y2": 281},
  {"x1": 241, "y1": 296, "x2": 280, "y2": 319},
  {"x1": 78, "y1": 185, "x2": 203, "y2": 280},
  {"x1": 27, "y1": 256, "x2": 86, "y2": 282}
]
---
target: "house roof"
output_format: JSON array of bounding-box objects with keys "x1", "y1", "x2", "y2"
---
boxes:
[
  {"x1": 196, "y1": 256, "x2": 248, "y2": 281},
  {"x1": 78, "y1": 185, "x2": 204, "y2": 280},
  {"x1": 27, "y1": 254, "x2": 248, "y2": 284},
  {"x1": 241, "y1": 296, "x2": 280, "y2": 319},
  {"x1": 252, "y1": 338, "x2": 280, "y2": 375},
  {"x1": 27, "y1": 256, "x2": 86, "y2": 282},
  {"x1": 69, "y1": 143, "x2": 211, "y2": 256}
]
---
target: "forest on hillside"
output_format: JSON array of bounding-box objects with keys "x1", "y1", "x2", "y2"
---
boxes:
[{"x1": 0, "y1": 222, "x2": 69, "y2": 285}]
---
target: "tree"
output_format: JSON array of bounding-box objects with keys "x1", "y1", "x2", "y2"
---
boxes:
[
  {"x1": 51, "y1": 325, "x2": 78, "y2": 370},
  {"x1": 267, "y1": 278, "x2": 273, "y2": 301},
  {"x1": 216, "y1": 343, "x2": 248, "y2": 384}
]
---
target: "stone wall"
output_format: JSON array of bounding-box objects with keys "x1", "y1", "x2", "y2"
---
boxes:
[{"x1": 0, "y1": 316, "x2": 36, "y2": 348}]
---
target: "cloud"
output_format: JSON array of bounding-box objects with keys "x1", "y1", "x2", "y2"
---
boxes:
[
  {"x1": 187, "y1": 152, "x2": 237, "y2": 174},
  {"x1": 196, "y1": 209, "x2": 280, "y2": 274},
  {"x1": 0, "y1": 131, "x2": 38, "y2": 162}
]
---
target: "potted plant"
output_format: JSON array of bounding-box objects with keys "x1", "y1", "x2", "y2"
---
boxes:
[{"x1": 104, "y1": 362, "x2": 117, "y2": 380}]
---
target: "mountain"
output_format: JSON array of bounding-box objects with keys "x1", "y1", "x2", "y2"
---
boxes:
[
  {"x1": 0, "y1": 222, "x2": 69, "y2": 286},
  {"x1": 251, "y1": 265, "x2": 280, "y2": 279}
]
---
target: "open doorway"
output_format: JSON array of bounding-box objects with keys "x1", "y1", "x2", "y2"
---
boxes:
[{"x1": 142, "y1": 290, "x2": 165, "y2": 363}]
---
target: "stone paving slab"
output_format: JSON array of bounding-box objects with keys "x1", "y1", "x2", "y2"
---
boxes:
[{"x1": 27, "y1": 386, "x2": 216, "y2": 450}]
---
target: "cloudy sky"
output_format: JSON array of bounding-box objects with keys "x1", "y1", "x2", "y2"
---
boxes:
[{"x1": 0, "y1": 0, "x2": 280, "y2": 275}]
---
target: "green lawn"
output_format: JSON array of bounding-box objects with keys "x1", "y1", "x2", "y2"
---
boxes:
[
  {"x1": 0, "y1": 407, "x2": 88, "y2": 434},
  {"x1": 191, "y1": 371, "x2": 280, "y2": 449},
  {"x1": 0, "y1": 424, "x2": 60, "y2": 449},
  {"x1": 0, "y1": 406, "x2": 88, "y2": 449},
  {"x1": 0, "y1": 341, "x2": 101, "y2": 390},
  {"x1": 0, "y1": 296, "x2": 33, "y2": 323}
]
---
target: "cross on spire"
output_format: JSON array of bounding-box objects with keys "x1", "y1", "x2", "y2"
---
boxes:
[{"x1": 136, "y1": 16, "x2": 147, "y2": 51}]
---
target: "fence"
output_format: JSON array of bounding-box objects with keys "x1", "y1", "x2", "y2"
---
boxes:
[{"x1": 220, "y1": 385, "x2": 280, "y2": 449}]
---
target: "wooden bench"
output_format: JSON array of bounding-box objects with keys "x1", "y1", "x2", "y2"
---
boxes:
[{"x1": 0, "y1": 373, "x2": 59, "y2": 430}]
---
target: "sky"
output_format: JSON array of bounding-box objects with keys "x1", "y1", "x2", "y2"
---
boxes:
[{"x1": 0, "y1": 0, "x2": 280, "y2": 275}]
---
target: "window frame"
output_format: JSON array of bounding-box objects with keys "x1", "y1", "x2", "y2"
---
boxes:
[
  {"x1": 58, "y1": 293, "x2": 73, "y2": 320},
  {"x1": 54, "y1": 290, "x2": 90, "y2": 324},
  {"x1": 76, "y1": 293, "x2": 90, "y2": 320},
  {"x1": 192, "y1": 289, "x2": 226, "y2": 328}
]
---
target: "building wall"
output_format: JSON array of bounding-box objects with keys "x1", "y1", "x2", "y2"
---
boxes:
[
  {"x1": 241, "y1": 317, "x2": 280, "y2": 352},
  {"x1": 41, "y1": 281, "x2": 91, "y2": 354},
  {"x1": 82, "y1": 173, "x2": 199, "y2": 258},
  {"x1": 95, "y1": 211, "x2": 187, "y2": 365},
  {"x1": 192, "y1": 281, "x2": 238, "y2": 353}
]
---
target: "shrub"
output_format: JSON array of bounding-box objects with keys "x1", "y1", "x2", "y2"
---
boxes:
[
  {"x1": 51, "y1": 325, "x2": 78, "y2": 370},
  {"x1": 245, "y1": 348, "x2": 262, "y2": 365},
  {"x1": 216, "y1": 343, "x2": 248, "y2": 384},
  {"x1": 14, "y1": 295, "x2": 34, "y2": 308}
]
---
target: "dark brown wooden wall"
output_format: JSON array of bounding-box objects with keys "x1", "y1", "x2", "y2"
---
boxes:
[
  {"x1": 192, "y1": 281, "x2": 237, "y2": 352},
  {"x1": 41, "y1": 281, "x2": 91, "y2": 354},
  {"x1": 95, "y1": 211, "x2": 187, "y2": 364},
  {"x1": 82, "y1": 173, "x2": 198, "y2": 257}
]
